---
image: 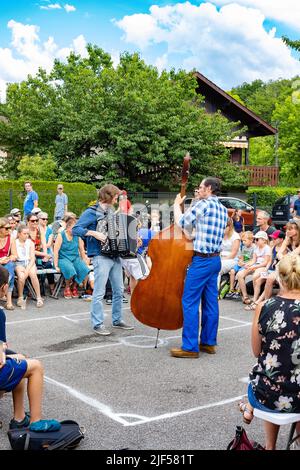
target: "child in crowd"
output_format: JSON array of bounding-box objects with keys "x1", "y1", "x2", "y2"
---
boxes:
[
  {"x1": 227, "y1": 231, "x2": 255, "y2": 299},
  {"x1": 245, "y1": 229, "x2": 285, "y2": 309},
  {"x1": 11, "y1": 224, "x2": 44, "y2": 308},
  {"x1": 0, "y1": 267, "x2": 60, "y2": 432},
  {"x1": 236, "y1": 231, "x2": 272, "y2": 306}
]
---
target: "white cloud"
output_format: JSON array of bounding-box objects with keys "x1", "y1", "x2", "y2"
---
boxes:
[
  {"x1": 116, "y1": 2, "x2": 300, "y2": 88},
  {"x1": 39, "y1": 3, "x2": 76, "y2": 13},
  {"x1": 40, "y1": 3, "x2": 62, "y2": 10},
  {"x1": 0, "y1": 20, "x2": 87, "y2": 102},
  {"x1": 64, "y1": 4, "x2": 76, "y2": 13},
  {"x1": 210, "y1": 0, "x2": 300, "y2": 30}
]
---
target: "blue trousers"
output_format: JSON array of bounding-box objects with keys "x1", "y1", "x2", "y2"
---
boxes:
[{"x1": 182, "y1": 255, "x2": 221, "y2": 352}]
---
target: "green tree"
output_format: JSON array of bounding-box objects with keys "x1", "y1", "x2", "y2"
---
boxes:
[
  {"x1": 0, "y1": 47, "x2": 246, "y2": 190},
  {"x1": 282, "y1": 36, "x2": 300, "y2": 54},
  {"x1": 17, "y1": 153, "x2": 57, "y2": 180}
]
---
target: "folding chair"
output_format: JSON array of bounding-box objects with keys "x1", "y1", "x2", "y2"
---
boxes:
[{"x1": 253, "y1": 408, "x2": 300, "y2": 450}]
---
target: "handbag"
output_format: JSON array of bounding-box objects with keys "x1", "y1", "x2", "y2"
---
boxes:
[{"x1": 227, "y1": 426, "x2": 265, "y2": 450}]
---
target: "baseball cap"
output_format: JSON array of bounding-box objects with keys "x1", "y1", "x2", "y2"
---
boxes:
[
  {"x1": 10, "y1": 208, "x2": 21, "y2": 215},
  {"x1": 269, "y1": 230, "x2": 285, "y2": 240},
  {"x1": 31, "y1": 207, "x2": 41, "y2": 215},
  {"x1": 254, "y1": 231, "x2": 269, "y2": 241}
]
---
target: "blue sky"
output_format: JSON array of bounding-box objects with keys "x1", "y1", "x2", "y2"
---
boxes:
[{"x1": 0, "y1": 1, "x2": 300, "y2": 100}]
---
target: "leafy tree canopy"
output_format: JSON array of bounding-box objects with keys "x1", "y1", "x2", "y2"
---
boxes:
[
  {"x1": 17, "y1": 153, "x2": 57, "y2": 181},
  {"x1": 0, "y1": 46, "x2": 245, "y2": 190}
]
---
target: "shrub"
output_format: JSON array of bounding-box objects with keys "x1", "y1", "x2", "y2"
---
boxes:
[
  {"x1": 0, "y1": 181, "x2": 97, "y2": 219},
  {"x1": 246, "y1": 186, "x2": 298, "y2": 212}
]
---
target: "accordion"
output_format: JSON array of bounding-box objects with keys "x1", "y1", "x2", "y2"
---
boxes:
[{"x1": 97, "y1": 211, "x2": 138, "y2": 258}]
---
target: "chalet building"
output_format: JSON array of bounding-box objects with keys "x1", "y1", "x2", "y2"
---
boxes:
[{"x1": 194, "y1": 72, "x2": 278, "y2": 186}]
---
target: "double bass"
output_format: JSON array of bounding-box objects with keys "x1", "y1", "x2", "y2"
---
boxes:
[{"x1": 131, "y1": 154, "x2": 193, "y2": 330}]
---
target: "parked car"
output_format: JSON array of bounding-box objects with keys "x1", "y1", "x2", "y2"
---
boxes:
[
  {"x1": 184, "y1": 196, "x2": 254, "y2": 229},
  {"x1": 271, "y1": 195, "x2": 297, "y2": 228}
]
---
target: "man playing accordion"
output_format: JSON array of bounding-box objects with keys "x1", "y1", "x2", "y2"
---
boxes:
[{"x1": 73, "y1": 184, "x2": 134, "y2": 335}]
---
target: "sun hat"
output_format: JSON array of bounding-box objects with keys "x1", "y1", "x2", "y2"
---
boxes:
[
  {"x1": 254, "y1": 231, "x2": 269, "y2": 241},
  {"x1": 10, "y1": 208, "x2": 21, "y2": 215}
]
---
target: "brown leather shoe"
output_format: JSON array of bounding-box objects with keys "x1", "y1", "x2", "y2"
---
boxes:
[
  {"x1": 199, "y1": 344, "x2": 216, "y2": 354},
  {"x1": 170, "y1": 348, "x2": 199, "y2": 358}
]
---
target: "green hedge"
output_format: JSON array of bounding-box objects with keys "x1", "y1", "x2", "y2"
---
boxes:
[
  {"x1": 246, "y1": 186, "x2": 299, "y2": 212},
  {"x1": 0, "y1": 181, "x2": 97, "y2": 220}
]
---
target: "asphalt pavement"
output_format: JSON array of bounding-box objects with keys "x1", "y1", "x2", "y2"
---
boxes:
[{"x1": 0, "y1": 293, "x2": 293, "y2": 451}]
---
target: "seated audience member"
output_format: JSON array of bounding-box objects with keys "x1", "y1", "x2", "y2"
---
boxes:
[
  {"x1": 51, "y1": 212, "x2": 77, "y2": 242},
  {"x1": 27, "y1": 213, "x2": 54, "y2": 295},
  {"x1": 239, "y1": 253, "x2": 300, "y2": 450},
  {"x1": 236, "y1": 231, "x2": 272, "y2": 306},
  {"x1": 277, "y1": 219, "x2": 300, "y2": 260},
  {"x1": 53, "y1": 216, "x2": 90, "y2": 299},
  {"x1": 11, "y1": 224, "x2": 44, "y2": 308},
  {"x1": 246, "y1": 230, "x2": 285, "y2": 308},
  {"x1": 10, "y1": 208, "x2": 22, "y2": 229},
  {"x1": 231, "y1": 209, "x2": 244, "y2": 234},
  {"x1": 227, "y1": 231, "x2": 255, "y2": 298},
  {"x1": 253, "y1": 211, "x2": 276, "y2": 237},
  {"x1": 0, "y1": 266, "x2": 61, "y2": 432},
  {"x1": 218, "y1": 218, "x2": 241, "y2": 286},
  {"x1": 7, "y1": 216, "x2": 18, "y2": 239},
  {"x1": 38, "y1": 212, "x2": 55, "y2": 294},
  {"x1": 0, "y1": 218, "x2": 16, "y2": 310}
]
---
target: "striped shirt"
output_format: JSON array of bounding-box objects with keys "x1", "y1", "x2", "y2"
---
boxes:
[{"x1": 178, "y1": 196, "x2": 228, "y2": 254}]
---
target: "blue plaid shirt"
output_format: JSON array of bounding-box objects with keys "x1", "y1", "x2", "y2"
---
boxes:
[{"x1": 178, "y1": 196, "x2": 228, "y2": 254}]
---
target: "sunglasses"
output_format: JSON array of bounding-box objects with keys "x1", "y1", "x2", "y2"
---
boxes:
[
  {"x1": 1, "y1": 226, "x2": 10, "y2": 230},
  {"x1": 40, "y1": 218, "x2": 48, "y2": 221},
  {"x1": 29, "y1": 219, "x2": 38, "y2": 223}
]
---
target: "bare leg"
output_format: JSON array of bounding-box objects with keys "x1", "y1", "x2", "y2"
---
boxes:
[
  {"x1": 29, "y1": 269, "x2": 41, "y2": 299},
  {"x1": 11, "y1": 379, "x2": 26, "y2": 421},
  {"x1": 129, "y1": 276, "x2": 138, "y2": 294},
  {"x1": 15, "y1": 266, "x2": 26, "y2": 299},
  {"x1": 253, "y1": 277, "x2": 264, "y2": 303},
  {"x1": 236, "y1": 269, "x2": 250, "y2": 300},
  {"x1": 263, "y1": 421, "x2": 280, "y2": 450},
  {"x1": 229, "y1": 269, "x2": 236, "y2": 291},
  {"x1": 22, "y1": 359, "x2": 44, "y2": 423},
  {"x1": 6, "y1": 291, "x2": 13, "y2": 308}
]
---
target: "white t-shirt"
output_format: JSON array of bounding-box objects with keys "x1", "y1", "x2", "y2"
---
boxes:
[
  {"x1": 254, "y1": 244, "x2": 272, "y2": 264},
  {"x1": 16, "y1": 239, "x2": 32, "y2": 266},
  {"x1": 220, "y1": 232, "x2": 240, "y2": 258}
]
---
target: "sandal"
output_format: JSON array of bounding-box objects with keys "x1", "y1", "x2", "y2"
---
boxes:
[
  {"x1": 16, "y1": 297, "x2": 24, "y2": 307},
  {"x1": 239, "y1": 402, "x2": 254, "y2": 425},
  {"x1": 245, "y1": 301, "x2": 258, "y2": 311},
  {"x1": 5, "y1": 304, "x2": 15, "y2": 311},
  {"x1": 36, "y1": 298, "x2": 44, "y2": 308},
  {"x1": 242, "y1": 296, "x2": 252, "y2": 305}
]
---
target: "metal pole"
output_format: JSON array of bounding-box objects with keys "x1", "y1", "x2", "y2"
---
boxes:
[{"x1": 9, "y1": 189, "x2": 13, "y2": 211}]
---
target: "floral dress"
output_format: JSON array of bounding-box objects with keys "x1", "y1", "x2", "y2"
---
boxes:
[{"x1": 249, "y1": 296, "x2": 300, "y2": 412}]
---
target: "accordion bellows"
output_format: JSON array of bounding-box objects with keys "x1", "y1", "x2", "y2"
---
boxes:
[{"x1": 97, "y1": 211, "x2": 138, "y2": 258}]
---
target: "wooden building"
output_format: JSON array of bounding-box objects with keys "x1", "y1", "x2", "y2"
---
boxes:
[{"x1": 194, "y1": 71, "x2": 278, "y2": 186}]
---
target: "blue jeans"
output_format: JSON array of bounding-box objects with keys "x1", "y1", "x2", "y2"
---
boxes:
[
  {"x1": 90, "y1": 255, "x2": 124, "y2": 329},
  {"x1": 182, "y1": 255, "x2": 221, "y2": 352},
  {"x1": 2, "y1": 261, "x2": 15, "y2": 292}
]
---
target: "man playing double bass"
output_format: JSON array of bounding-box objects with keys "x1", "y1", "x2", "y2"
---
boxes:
[{"x1": 170, "y1": 177, "x2": 227, "y2": 358}]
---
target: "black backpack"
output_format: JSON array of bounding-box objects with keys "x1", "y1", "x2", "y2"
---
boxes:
[{"x1": 7, "y1": 420, "x2": 85, "y2": 451}]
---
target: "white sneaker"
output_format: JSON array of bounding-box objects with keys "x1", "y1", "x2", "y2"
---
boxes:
[
  {"x1": 112, "y1": 321, "x2": 134, "y2": 330},
  {"x1": 93, "y1": 325, "x2": 111, "y2": 336}
]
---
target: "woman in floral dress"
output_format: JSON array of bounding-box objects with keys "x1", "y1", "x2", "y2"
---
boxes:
[{"x1": 240, "y1": 253, "x2": 300, "y2": 450}]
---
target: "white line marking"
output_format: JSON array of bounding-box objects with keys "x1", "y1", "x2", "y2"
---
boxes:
[
  {"x1": 219, "y1": 315, "x2": 251, "y2": 325},
  {"x1": 44, "y1": 374, "x2": 247, "y2": 427},
  {"x1": 6, "y1": 306, "x2": 131, "y2": 325}
]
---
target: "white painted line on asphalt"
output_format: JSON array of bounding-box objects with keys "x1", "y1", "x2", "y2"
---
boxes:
[
  {"x1": 219, "y1": 315, "x2": 251, "y2": 325},
  {"x1": 44, "y1": 374, "x2": 247, "y2": 427},
  {"x1": 6, "y1": 307, "x2": 132, "y2": 325}
]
